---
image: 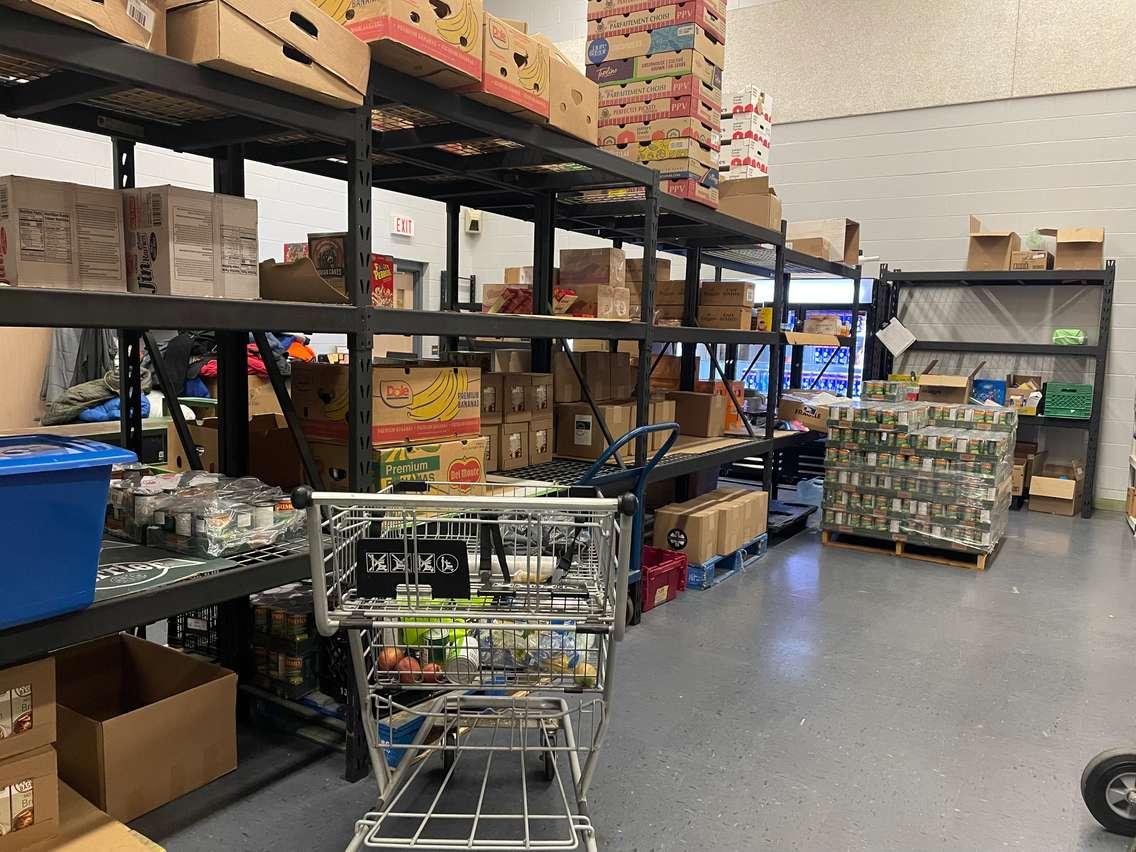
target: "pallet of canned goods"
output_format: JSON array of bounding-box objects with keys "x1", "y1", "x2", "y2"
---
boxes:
[
  {"x1": 822, "y1": 401, "x2": 1017, "y2": 556},
  {"x1": 106, "y1": 470, "x2": 304, "y2": 557}
]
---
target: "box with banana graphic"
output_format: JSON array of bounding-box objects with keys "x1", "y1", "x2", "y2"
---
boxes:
[
  {"x1": 310, "y1": 437, "x2": 487, "y2": 493},
  {"x1": 310, "y1": 0, "x2": 484, "y2": 89},
  {"x1": 460, "y1": 13, "x2": 549, "y2": 122},
  {"x1": 292, "y1": 362, "x2": 481, "y2": 446}
]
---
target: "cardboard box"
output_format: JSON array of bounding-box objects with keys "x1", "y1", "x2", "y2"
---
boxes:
[
  {"x1": 560, "y1": 247, "x2": 626, "y2": 287},
  {"x1": 778, "y1": 390, "x2": 838, "y2": 433},
  {"x1": 567, "y1": 284, "x2": 631, "y2": 320},
  {"x1": 610, "y1": 352, "x2": 633, "y2": 400},
  {"x1": 493, "y1": 349, "x2": 531, "y2": 373},
  {"x1": 721, "y1": 136, "x2": 768, "y2": 167},
  {"x1": 720, "y1": 487, "x2": 768, "y2": 538},
  {"x1": 552, "y1": 351, "x2": 582, "y2": 403},
  {"x1": 625, "y1": 257, "x2": 672, "y2": 284},
  {"x1": 699, "y1": 281, "x2": 755, "y2": 306},
  {"x1": 802, "y1": 314, "x2": 842, "y2": 335},
  {"x1": 599, "y1": 92, "x2": 718, "y2": 129},
  {"x1": 480, "y1": 372, "x2": 504, "y2": 425},
  {"x1": 501, "y1": 373, "x2": 530, "y2": 423},
  {"x1": 202, "y1": 374, "x2": 282, "y2": 417},
  {"x1": 292, "y1": 362, "x2": 481, "y2": 445},
  {"x1": 499, "y1": 423, "x2": 529, "y2": 471},
  {"x1": 718, "y1": 176, "x2": 781, "y2": 231},
  {"x1": 24, "y1": 781, "x2": 152, "y2": 852},
  {"x1": 596, "y1": 67, "x2": 721, "y2": 110},
  {"x1": 167, "y1": 0, "x2": 369, "y2": 108},
  {"x1": 599, "y1": 115, "x2": 719, "y2": 151},
  {"x1": 483, "y1": 426, "x2": 499, "y2": 472},
  {"x1": 0, "y1": 177, "x2": 126, "y2": 292},
  {"x1": 1010, "y1": 250, "x2": 1053, "y2": 271},
  {"x1": 661, "y1": 175, "x2": 719, "y2": 209},
  {"x1": 1012, "y1": 443, "x2": 1047, "y2": 497},
  {"x1": 648, "y1": 354, "x2": 688, "y2": 392},
  {"x1": 966, "y1": 215, "x2": 1020, "y2": 271},
  {"x1": 555, "y1": 401, "x2": 634, "y2": 462},
  {"x1": 697, "y1": 305, "x2": 750, "y2": 330},
  {"x1": 0, "y1": 746, "x2": 58, "y2": 849},
  {"x1": 55, "y1": 634, "x2": 237, "y2": 822},
  {"x1": 654, "y1": 303, "x2": 686, "y2": 322},
  {"x1": 1127, "y1": 487, "x2": 1136, "y2": 520},
  {"x1": 542, "y1": 39, "x2": 599, "y2": 145},
  {"x1": 695, "y1": 380, "x2": 745, "y2": 434},
  {"x1": 633, "y1": 278, "x2": 685, "y2": 305},
  {"x1": 647, "y1": 398, "x2": 677, "y2": 451},
  {"x1": 665, "y1": 391, "x2": 725, "y2": 437},
  {"x1": 587, "y1": 0, "x2": 726, "y2": 23},
  {"x1": 529, "y1": 416, "x2": 553, "y2": 465},
  {"x1": 586, "y1": 22, "x2": 724, "y2": 68},
  {"x1": 1, "y1": 0, "x2": 165, "y2": 51},
  {"x1": 587, "y1": 0, "x2": 726, "y2": 43},
  {"x1": 1029, "y1": 463, "x2": 1084, "y2": 516},
  {"x1": 259, "y1": 257, "x2": 348, "y2": 304},
  {"x1": 1006, "y1": 373, "x2": 1043, "y2": 416},
  {"x1": 321, "y1": 0, "x2": 483, "y2": 89},
  {"x1": 523, "y1": 373, "x2": 554, "y2": 419},
  {"x1": 504, "y1": 266, "x2": 533, "y2": 285},
  {"x1": 580, "y1": 351, "x2": 613, "y2": 401},
  {"x1": 722, "y1": 110, "x2": 771, "y2": 144},
  {"x1": 462, "y1": 15, "x2": 549, "y2": 121},
  {"x1": 309, "y1": 436, "x2": 487, "y2": 493},
  {"x1": 605, "y1": 135, "x2": 717, "y2": 169},
  {"x1": 0, "y1": 659, "x2": 55, "y2": 764},
  {"x1": 787, "y1": 218, "x2": 860, "y2": 267},
  {"x1": 166, "y1": 413, "x2": 304, "y2": 487},
  {"x1": 587, "y1": 47, "x2": 722, "y2": 90},
  {"x1": 789, "y1": 236, "x2": 834, "y2": 262},
  {"x1": 653, "y1": 502, "x2": 718, "y2": 564},
  {"x1": 123, "y1": 185, "x2": 258, "y2": 299},
  {"x1": 917, "y1": 373, "x2": 972, "y2": 404},
  {"x1": 1039, "y1": 227, "x2": 1106, "y2": 270}
]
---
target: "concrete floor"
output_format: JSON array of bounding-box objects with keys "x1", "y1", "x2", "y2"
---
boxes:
[{"x1": 133, "y1": 509, "x2": 1136, "y2": 851}]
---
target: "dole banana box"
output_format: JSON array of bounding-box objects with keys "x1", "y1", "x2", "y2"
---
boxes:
[
  {"x1": 586, "y1": 23, "x2": 724, "y2": 68},
  {"x1": 588, "y1": 48, "x2": 722, "y2": 91},
  {"x1": 311, "y1": 437, "x2": 488, "y2": 494},
  {"x1": 599, "y1": 92, "x2": 719, "y2": 129},
  {"x1": 598, "y1": 69, "x2": 720, "y2": 110},
  {"x1": 461, "y1": 14, "x2": 550, "y2": 121},
  {"x1": 599, "y1": 115, "x2": 720, "y2": 150},
  {"x1": 292, "y1": 362, "x2": 481, "y2": 446},
  {"x1": 604, "y1": 136, "x2": 718, "y2": 170},
  {"x1": 587, "y1": 0, "x2": 726, "y2": 44},
  {"x1": 311, "y1": 0, "x2": 483, "y2": 88}
]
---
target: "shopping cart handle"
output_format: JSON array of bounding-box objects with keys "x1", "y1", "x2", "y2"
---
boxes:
[
  {"x1": 579, "y1": 422, "x2": 680, "y2": 488},
  {"x1": 291, "y1": 485, "x2": 313, "y2": 510}
]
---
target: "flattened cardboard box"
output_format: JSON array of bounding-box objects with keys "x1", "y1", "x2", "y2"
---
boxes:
[
  {"x1": 0, "y1": 745, "x2": 59, "y2": 849},
  {"x1": 0, "y1": 658, "x2": 55, "y2": 763},
  {"x1": 54, "y1": 634, "x2": 237, "y2": 823},
  {"x1": 316, "y1": 0, "x2": 483, "y2": 89},
  {"x1": 1, "y1": 0, "x2": 165, "y2": 52}
]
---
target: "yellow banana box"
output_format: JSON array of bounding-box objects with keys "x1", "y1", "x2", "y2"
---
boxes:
[
  {"x1": 460, "y1": 14, "x2": 550, "y2": 121},
  {"x1": 310, "y1": 0, "x2": 483, "y2": 88},
  {"x1": 292, "y1": 362, "x2": 482, "y2": 446},
  {"x1": 310, "y1": 436, "x2": 488, "y2": 493}
]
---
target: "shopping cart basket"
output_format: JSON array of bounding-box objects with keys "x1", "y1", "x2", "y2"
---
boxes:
[{"x1": 293, "y1": 422, "x2": 677, "y2": 851}]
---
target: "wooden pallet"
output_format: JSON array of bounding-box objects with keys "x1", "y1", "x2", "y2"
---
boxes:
[{"x1": 821, "y1": 530, "x2": 1000, "y2": 572}]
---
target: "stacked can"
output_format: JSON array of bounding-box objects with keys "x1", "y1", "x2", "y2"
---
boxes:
[
  {"x1": 821, "y1": 401, "x2": 1018, "y2": 554},
  {"x1": 586, "y1": 0, "x2": 726, "y2": 209},
  {"x1": 719, "y1": 85, "x2": 773, "y2": 182}
]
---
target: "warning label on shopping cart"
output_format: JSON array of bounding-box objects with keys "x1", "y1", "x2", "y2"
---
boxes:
[{"x1": 356, "y1": 539, "x2": 471, "y2": 599}]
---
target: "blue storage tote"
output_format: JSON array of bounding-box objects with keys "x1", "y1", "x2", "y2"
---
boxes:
[{"x1": 0, "y1": 436, "x2": 136, "y2": 629}]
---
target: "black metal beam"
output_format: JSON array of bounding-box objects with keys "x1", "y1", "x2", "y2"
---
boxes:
[
  {"x1": 885, "y1": 269, "x2": 1112, "y2": 286},
  {"x1": 680, "y1": 246, "x2": 701, "y2": 391},
  {"x1": 636, "y1": 185, "x2": 661, "y2": 466},
  {"x1": 1, "y1": 70, "x2": 127, "y2": 116},
  {"x1": 654, "y1": 327, "x2": 780, "y2": 346},
  {"x1": 347, "y1": 95, "x2": 375, "y2": 500},
  {"x1": 442, "y1": 202, "x2": 461, "y2": 355},
  {"x1": 117, "y1": 330, "x2": 144, "y2": 457},
  {"x1": 530, "y1": 193, "x2": 555, "y2": 373},
  {"x1": 908, "y1": 341, "x2": 1103, "y2": 356},
  {"x1": 253, "y1": 331, "x2": 323, "y2": 489},
  {"x1": 180, "y1": 116, "x2": 288, "y2": 151}
]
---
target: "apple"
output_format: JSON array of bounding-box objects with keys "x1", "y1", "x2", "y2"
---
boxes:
[
  {"x1": 396, "y1": 656, "x2": 423, "y2": 684},
  {"x1": 422, "y1": 663, "x2": 444, "y2": 684},
  {"x1": 377, "y1": 647, "x2": 405, "y2": 671}
]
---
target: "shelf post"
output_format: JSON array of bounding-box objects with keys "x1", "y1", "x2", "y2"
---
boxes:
[
  {"x1": 846, "y1": 265, "x2": 863, "y2": 395},
  {"x1": 636, "y1": 184, "x2": 660, "y2": 466},
  {"x1": 442, "y1": 201, "x2": 461, "y2": 355},
  {"x1": 680, "y1": 245, "x2": 701, "y2": 391},
  {"x1": 764, "y1": 226, "x2": 788, "y2": 494},
  {"x1": 531, "y1": 192, "x2": 555, "y2": 373},
  {"x1": 111, "y1": 138, "x2": 144, "y2": 458},
  {"x1": 213, "y1": 145, "x2": 248, "y2": 477},
  {"x1": 1084, "y1": 261, "x2": 1115, "y2": 518}
]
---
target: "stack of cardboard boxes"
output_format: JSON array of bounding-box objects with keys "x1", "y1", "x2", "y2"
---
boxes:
[
  {"x1": 719, "y1": 85, "x2": 773, "y2": 181},
  {"x1": 967, "y1": 216, "x2": 1107, "y2": 271},
  {"x1": 653, "y1": 487, "x2": 768, "y2": 566},
  {"x1": 697, "y1": 279, "x2": 756, "y2": 330},
  {"x1": 293, "y1": 360, "x2": 489, "y2": 493},
  {"x1": 558, "y1": 248, "x2": 632, "y2": 319},
  {"x1": 481, "y1": 370, "x2": 554, "y2": 472},
  {"x1": 0, "y1": 658, "x2": 58, "y2": 848},
  {"x1": 587, "y1": 0, "x2": 727, "y2": 208}
]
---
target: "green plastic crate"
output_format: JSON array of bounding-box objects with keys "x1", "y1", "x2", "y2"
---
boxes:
[{"x1": 1042, "y1": 382, "x2": 1093, "y2": 419}]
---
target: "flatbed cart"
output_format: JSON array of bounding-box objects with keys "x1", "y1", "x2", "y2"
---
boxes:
[
  {"x1": 295, "y1": 424, "x2": 677, "y2": 851},
  {"x1": 1083, "y1": 748, "x2": 1136, "y2": 843}
]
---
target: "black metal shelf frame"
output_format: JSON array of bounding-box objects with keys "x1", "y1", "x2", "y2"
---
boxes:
[{"x1": 871, "y1": 262, "x2": 1116, "y2": 519}]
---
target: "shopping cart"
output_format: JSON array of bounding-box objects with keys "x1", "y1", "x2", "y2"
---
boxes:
[{"x1": 293, "y1": 423, "x2": 677, "y2": 851}]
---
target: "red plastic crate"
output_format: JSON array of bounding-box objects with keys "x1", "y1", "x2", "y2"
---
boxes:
[{"x1": 641, "y1": 545, "x2": 688, "y2": 613}]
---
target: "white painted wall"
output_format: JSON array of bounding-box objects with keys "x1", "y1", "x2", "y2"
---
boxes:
[{"x1": 773, "y1": 88, "x2": 1136, "y2": 503}]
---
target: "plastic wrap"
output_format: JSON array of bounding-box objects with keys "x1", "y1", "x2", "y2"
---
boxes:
[
  {"x1": 107, "y1": 471, "x2": 303, "y2": 557},
  {"x1": 822, "y1": 401, "x2": 1017, "y2": 554}
]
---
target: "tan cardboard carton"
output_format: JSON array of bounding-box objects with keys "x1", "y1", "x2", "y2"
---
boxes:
[
  {"x1": 528, "y1": 415, "x2": 553, "y2": 465},
  {"x1": 555, "y1": 401, "x2": 634, "y2": 462},
  {"x1": 499, "y1": 422, "x2": 530, "y2": 471},
  {"x1": 568, "y1": 284, "x2": 631, "y2": 320},
  {"x1": 966, "y1": 215, "x2": 1020, "y2": 271},
  {"x1": 0, "y1": 0, "x2": 165, "y2": 52},
  {"x1": 316, "y1": 0, "x2": 483, "y2": 89},
  {"x1": 665, "y1": 391, "x2": 725, "y2": 437},
  {"x1": 789, "y1": 236, "x2": 834, "y2": 262},
  {"x1": 787, "y1": 218, "x2": 860, "y2": 267},
  {"x1": 461, "y1": 14, "x2": 549, "y2": 121},
  {"x1": 0, "y1": 746, "x2": 59, "y2": 848},
  {"x1": 1039, "y1": 227, "x2": 1106, "y2": 270},
  {"x1": 1029, "y1": 462, "x2": 1084, "y2": 516},
  {"x1": 560, "y1": 247, "x2": 626, "y2": 286},
  {"x1": 540, "y1": 37, "x2": 599, "y2": 144},
  {"x1": 0, "y1": 658, "x2": 55, "y2": 763},
  {"x1": 480, "y1": 372, "x2": 504, "y2": 425},
  {"x1": 123, "y1": 185, "x2": 258, "y2": 299},
  {"x1": 653, "y1": 502, "x2": 718, "y2": 564},
  {"x1": 0, "y1": 177, "x2": 126, "y2": 292},
  {"x1": 698, "y1": 281, "x2": 755, "y2": 306},
  {"x1": 625, "y1": 257, "x2": 671, "y2": 283},
  {"x1": 917, "y1": 373, "x2": 972, "y2": 404},
  {"x1": 697, "y1": 305, "x2": 751, "y2": 330},
  {"x1": 777, "y1": 390, "x2": 839, "y2": 433},
  {"x1": 55, "y1": 634, "x2": 237, "y2": 822},
  {"x1": 552, "y1": 351, "x2": 582, "y2": 403},
  {"x1": 1010, "y1": 250, "x2": 1053, "y2": 271},
  {"x1": 483, "y1": 426, "x2": 500, "y2": 472},
  {"x1": 309, "y1": 436, "x2": 487, "y2": 493},
  {"x1": 167, "y1": 0, "x2": 369, "y2": 107},
  {"x1": 718, "y1": 177, "x2": 781, "y2": 231}
]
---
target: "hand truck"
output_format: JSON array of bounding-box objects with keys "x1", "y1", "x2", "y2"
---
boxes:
[{"x1": 293, "y1": 423, "x2": 678, "y2": 851}]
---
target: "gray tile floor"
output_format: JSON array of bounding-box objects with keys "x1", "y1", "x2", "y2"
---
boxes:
[{"x1": 133, "y1": 509, "x2": 1136, "y2": 851}]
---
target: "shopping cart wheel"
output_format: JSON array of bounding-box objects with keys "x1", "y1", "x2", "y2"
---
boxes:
[
  {"x1": 1082, "y1": 748, "x2": 1136, "y2": 836},
  {"x1": 540, "y1": 728, "x2": 558, "y2": 782},
  {"x1": 442, "y1": 731, "x2": 458, "y2": 775}
]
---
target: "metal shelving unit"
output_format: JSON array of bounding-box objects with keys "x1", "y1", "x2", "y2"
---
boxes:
[
  {"x1": 872, "y1": 263, "x2": 1115, "y2": 518},
  {"x1": 0, "y1": 4, "x2": 860, "y2": 779}
]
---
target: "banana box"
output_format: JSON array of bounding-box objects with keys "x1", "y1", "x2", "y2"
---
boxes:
[
  {"x1": 540, "y1": 37, "x2": 599, "y2": 144},
  {"x1": 587, "y1": 0, "x2": 726, "y2": 44},
  {"x1": 603, "y1": 136, "x2": 718, "y2": 170},
  {"x1": 291, "y1": 362, "x2": 482, "y2": 446},
  {"x1": 585, "y1": 23, "x2": 724, "y2": 68},
  {"x1": 588, "y1": 48, "x2": 722, "y2": 91},
  {"x1": 311, "y1": 0, "x2": 483, "y2": 88},
  {"x1": 599, "y1": 92, "x2": 718, "y2": 129},
  {"x1": 587, "y1": 0, "x2": 726, "y2": 23},
  {"x1": 460, "y1": 14, "x2": 549, "y2": 121},
  {"x1": 310, "y1": 437, "x2": 488, "y2": 494},
  {"x1": 599, "y1": 115, "x2": 720, "y2": 151}
]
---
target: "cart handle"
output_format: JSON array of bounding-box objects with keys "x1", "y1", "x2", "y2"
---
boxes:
[{"x1": 579, "y1": 422, "x2": 679, "y2": 488}]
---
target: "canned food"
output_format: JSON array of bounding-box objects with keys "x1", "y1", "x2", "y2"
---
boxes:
[
  {"x1": 252, "y1": 501, "x2": 276, "y2": 529},
  {"x1": 444, "y1": 638, "x2": 481, "y2": 685},
  {"x1": 174, "y1": 510, "x2": 194, "y2": 537}
]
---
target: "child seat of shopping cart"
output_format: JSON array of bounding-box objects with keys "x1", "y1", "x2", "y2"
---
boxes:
[{"x1": 294, "y1": 422, "x2": 678, "y2": 852}]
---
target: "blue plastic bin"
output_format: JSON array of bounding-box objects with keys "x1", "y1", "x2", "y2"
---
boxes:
[{"x1": 0, "y1": 436, "x2": 136, "y2": 629}]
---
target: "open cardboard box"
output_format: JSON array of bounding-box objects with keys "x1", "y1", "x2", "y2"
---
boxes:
[
  {"x1": 917, "y1": 361, "x2": 984, "y2": 404},
  {"x1": 259, "y1": 257, "x2": 349, "y2": 304},
  {"x1": 778, "y1": 389, "x2": 842, "y2": 433},
  {"x1": 1038, "y1": 227, "x2": 1106, "y2": 270},
  {"x1": 966, "y1": 215, "x2": 1020, "y2": 271},
  {"x1": 54, "y1": 634, "x2": 237, "y2": 823},
  {"x1": 0, "y1": 0, "x2": 166, "y2": 52},
  {"x1": 787, "y1": 218, "x2": 860, "y2": 266},
  {"x1": 1029, "y1": 462, "x2": 1084, "y2": 516},
  {"x1": 539, "y1": 36, "x2": 598, "y2": 144},
  {"x1": 718, "y1": 177, "x2": 781, "y2": 231}
]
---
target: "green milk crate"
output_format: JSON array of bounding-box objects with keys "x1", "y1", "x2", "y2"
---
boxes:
[{"x1": 1042, "y1": 382, "x2": 1093, "y2": 419}]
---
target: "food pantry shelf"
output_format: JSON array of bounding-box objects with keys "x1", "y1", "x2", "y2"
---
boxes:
[{"x1": 884, "y1": 268, "x2": 1113, "y2": 287}]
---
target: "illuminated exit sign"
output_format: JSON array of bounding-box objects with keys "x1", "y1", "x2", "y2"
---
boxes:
[{"x1": 391, "y1": 214, "x2": 415, "y2": 237}]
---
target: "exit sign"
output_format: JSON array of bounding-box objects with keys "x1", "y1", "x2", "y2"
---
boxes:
[{"x1": 391, "y1": 214, "x2": 414, "y2": 237}]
